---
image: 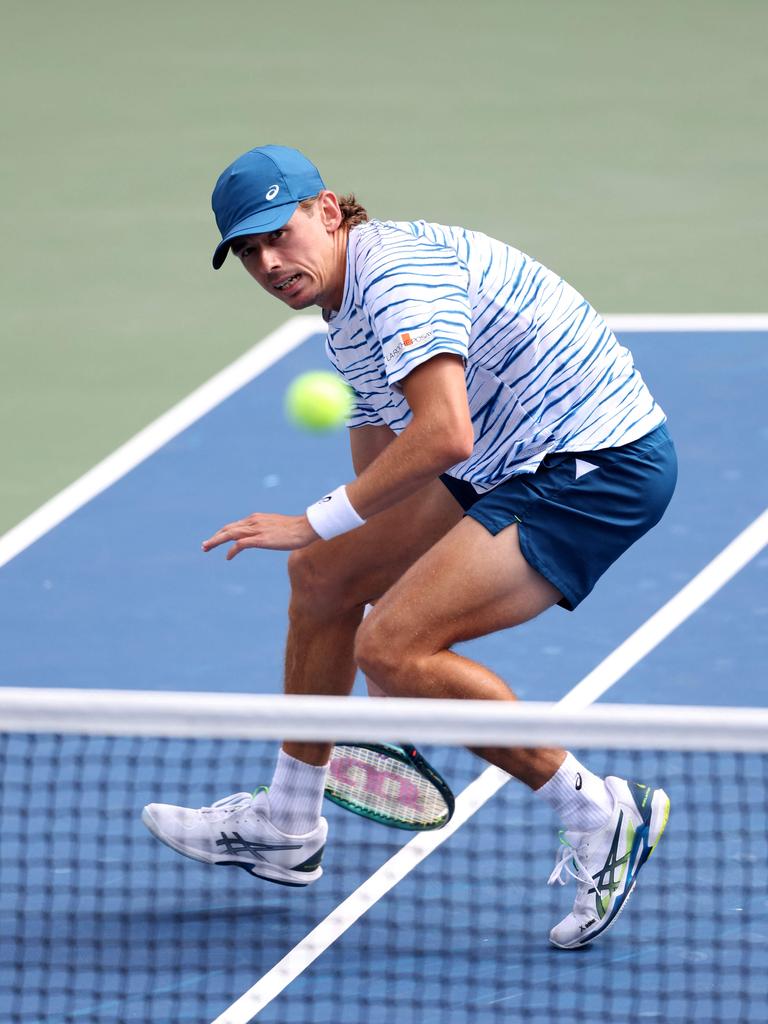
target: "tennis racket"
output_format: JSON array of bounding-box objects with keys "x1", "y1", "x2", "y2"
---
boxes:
[{"x1": 325, "y1": 742, "x2": 455, "y2": 830}]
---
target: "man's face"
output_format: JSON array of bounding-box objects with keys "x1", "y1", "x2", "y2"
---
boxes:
[{"x1": 234, "y1": 192, "x2": 345, "y2": 312}]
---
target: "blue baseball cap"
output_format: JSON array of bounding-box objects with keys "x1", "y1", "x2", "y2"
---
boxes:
[{"x1": 211, "y1": 145, "x2": 325, "y2": 269}]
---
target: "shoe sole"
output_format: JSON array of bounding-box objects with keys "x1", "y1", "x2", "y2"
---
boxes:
[
  {"x1": 550, "y1": 788, "x2": 671, "y2": 950},
  {"x1": 140, "y1": 807, "x2": 322, "y2": 887}
]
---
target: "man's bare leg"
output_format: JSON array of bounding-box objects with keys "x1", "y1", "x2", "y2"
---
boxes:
[
  {"x1": 354, "y1": 516, "x2": 568, "y2": 789},
  {"x1": 281, "y1": 478, "x2": 463, "y2": 765},
  {"x1": 353, "y1": 515, "x2": 671, "y2": 952}
]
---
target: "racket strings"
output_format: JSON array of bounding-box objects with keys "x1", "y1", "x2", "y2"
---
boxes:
[{"x1": 327, "y1": 746, "x2": 450, "y2": 827}]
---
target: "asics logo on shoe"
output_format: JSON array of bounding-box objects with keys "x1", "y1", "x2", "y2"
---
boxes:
[
  {"x1": 589, "y1": 811, "x2": 632, "y2": 919},
  {"x1": 575, "y1": 773, "x2": 582, "y2": 791},
  {"x1": 215, "y1": 832, "x2": 302, "y2": 859}
]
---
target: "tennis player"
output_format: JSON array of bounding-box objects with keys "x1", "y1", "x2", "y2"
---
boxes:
[{"x1": 143, "y1": 145, "x2": 677, "y2": 949}]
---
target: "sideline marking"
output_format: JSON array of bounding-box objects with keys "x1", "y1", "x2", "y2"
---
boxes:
[
  {"x1": 566, "y1": 506, "x2": 768, "y2": 707},
  {"x1": 605, "y1": 314, "x2": 768, "y2": 332},
  {"x1": 210, "y1": 504, "x2": 768, "y2": 1024},
  {"x1": 0, "y1": 317, "x2": 325, "y2": 570}
]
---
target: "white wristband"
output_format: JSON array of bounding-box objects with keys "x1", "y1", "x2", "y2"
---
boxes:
[{"x1": 306, "y1": 485, "x2": 366, "y2": 540}]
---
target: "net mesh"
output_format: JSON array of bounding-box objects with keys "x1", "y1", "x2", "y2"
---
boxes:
[{"x1": 2, "y1": 692, "x2": 767, "y2": 1024}]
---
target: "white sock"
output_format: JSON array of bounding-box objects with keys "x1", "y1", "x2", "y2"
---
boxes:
[
  {"x1": 536, "y1": 752, "x2": 613, "y2": 832},
  {"x1": 268, "y1": 749, "x2": 328, "y2": 835}
]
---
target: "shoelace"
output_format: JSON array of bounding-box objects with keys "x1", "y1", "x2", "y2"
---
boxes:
[
  {"x1": 547, "y1": 831, "x2": 594, "y2": 892},
  {"x1": 199, "y1": 792, "x2": 255, "y2": 819}
]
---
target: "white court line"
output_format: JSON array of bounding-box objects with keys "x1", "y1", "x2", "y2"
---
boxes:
[
  {"x1": 606, "y1": 313, "x2": 768, "y2": 332},
  {"x1": 0, "y1": 315, "x2": 325, "y2": 570},
  {"x1": 565, "y1": 506, "x2": 768, "y2": 707},
  {"x1": 211, "y1": 505, "x2": 768, "y2": 1024}
]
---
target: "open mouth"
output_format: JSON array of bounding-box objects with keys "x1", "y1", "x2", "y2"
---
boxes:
[{"x1": 275, "y1": 273, "x2": 301, "y2": 292}]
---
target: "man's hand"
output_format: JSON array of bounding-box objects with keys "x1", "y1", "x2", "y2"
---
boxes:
[{"x1": 202, "y1": 513, "x2": 319, "y2": 558}]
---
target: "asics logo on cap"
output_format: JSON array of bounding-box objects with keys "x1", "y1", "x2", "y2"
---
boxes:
[{"x1": 265, "y1": 184, "x2": 280, "y2": 201}]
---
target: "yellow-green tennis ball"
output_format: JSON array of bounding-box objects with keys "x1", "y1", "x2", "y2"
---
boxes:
[{"x1": 284, "y1": 371, "x2": 354, "y2": 432}]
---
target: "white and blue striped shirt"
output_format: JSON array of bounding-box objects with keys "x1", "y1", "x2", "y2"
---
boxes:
[{"x1": 326, "y1": 220, "x2": 664, "y2": 492}]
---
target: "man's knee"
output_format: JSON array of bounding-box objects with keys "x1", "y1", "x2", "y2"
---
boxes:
[
  {"x1": 287, "y1": 545, "x2": 365, "y2": 619},
  {"x1": 355, "y1": 612, "x2": 412, "y2": 695},
  {"x1": 288, "y1": 546, "x2": 337, "y2": 605}
]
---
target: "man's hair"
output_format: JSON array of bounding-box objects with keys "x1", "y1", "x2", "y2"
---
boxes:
[
  {"x1": 299, "y1": 193, "x2": 369, "y2": 229},
  {"x1": 229, "y1": 193, "x2": 369, "y2": 257}
]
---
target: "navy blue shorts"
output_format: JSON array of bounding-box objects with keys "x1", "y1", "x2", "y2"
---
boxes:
[{"x1": 440, "y1": 423, "x2": 677, "y2": 610}]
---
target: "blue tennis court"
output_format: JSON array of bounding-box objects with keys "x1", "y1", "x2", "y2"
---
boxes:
[{"x1": 1, "y1": 321, "x2": 767, "y2": 1021}]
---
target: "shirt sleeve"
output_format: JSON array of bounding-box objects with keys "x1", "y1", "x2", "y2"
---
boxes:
[
  {"x1": 347, "y1": 393, "x2": 385, "y2": 428},
  {"x1": 357, "y1": 231, "x2": 472, "y2": 389}
]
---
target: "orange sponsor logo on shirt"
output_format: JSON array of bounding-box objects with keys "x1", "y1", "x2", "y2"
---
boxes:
[{"x1": 400, "y1": 332, "x2": 414, "y2": 346}]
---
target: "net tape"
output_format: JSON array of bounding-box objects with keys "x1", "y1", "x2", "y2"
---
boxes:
[{"x1": 2, "y1": 687, "x2": 768, "y2": 749}]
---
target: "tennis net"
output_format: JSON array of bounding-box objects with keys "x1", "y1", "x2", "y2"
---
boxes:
[{"x1": 2, "y1": 687, "x2": 767, "y2": 1024}]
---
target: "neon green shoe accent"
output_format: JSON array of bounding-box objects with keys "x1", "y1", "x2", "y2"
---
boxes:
[
  {"x1": 623, "y1": 820, "x2": 635, "y2": 881},
  {"x1": 647, "y1": 795, "x2": 671, "y2": 859},
  {"x1": 251, "y1": 785, "x2": 269, "y2": 797},
  {"x1": 595, "y1": 818, "x2": 634, "y2": 918},
  {"x1": 625, "y1": 819, "x2": 635, "y2": 852}
]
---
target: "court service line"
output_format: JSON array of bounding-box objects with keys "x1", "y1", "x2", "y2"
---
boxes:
[
  {"x1": 211, "y1": 504, "x2": 768, "y2": 1024},
  {"x1": 0, "y1": 316, "x2": 325, "y2": 570},
  {"x1": 605, "y1": 313, "x2": 768, "y2": 332}
]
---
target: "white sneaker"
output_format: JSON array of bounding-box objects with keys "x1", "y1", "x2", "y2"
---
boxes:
[
  {"x1": 548, "y1": 776, "x2": 670, "y2": 949},
  {"x1": 141, "y1": 788, "x2": 327, "y2": 887}
]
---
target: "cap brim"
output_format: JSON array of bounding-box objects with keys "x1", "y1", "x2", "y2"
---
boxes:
[{"x1": 211, "y1": 201, "x2": 299, "y2": 269}]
